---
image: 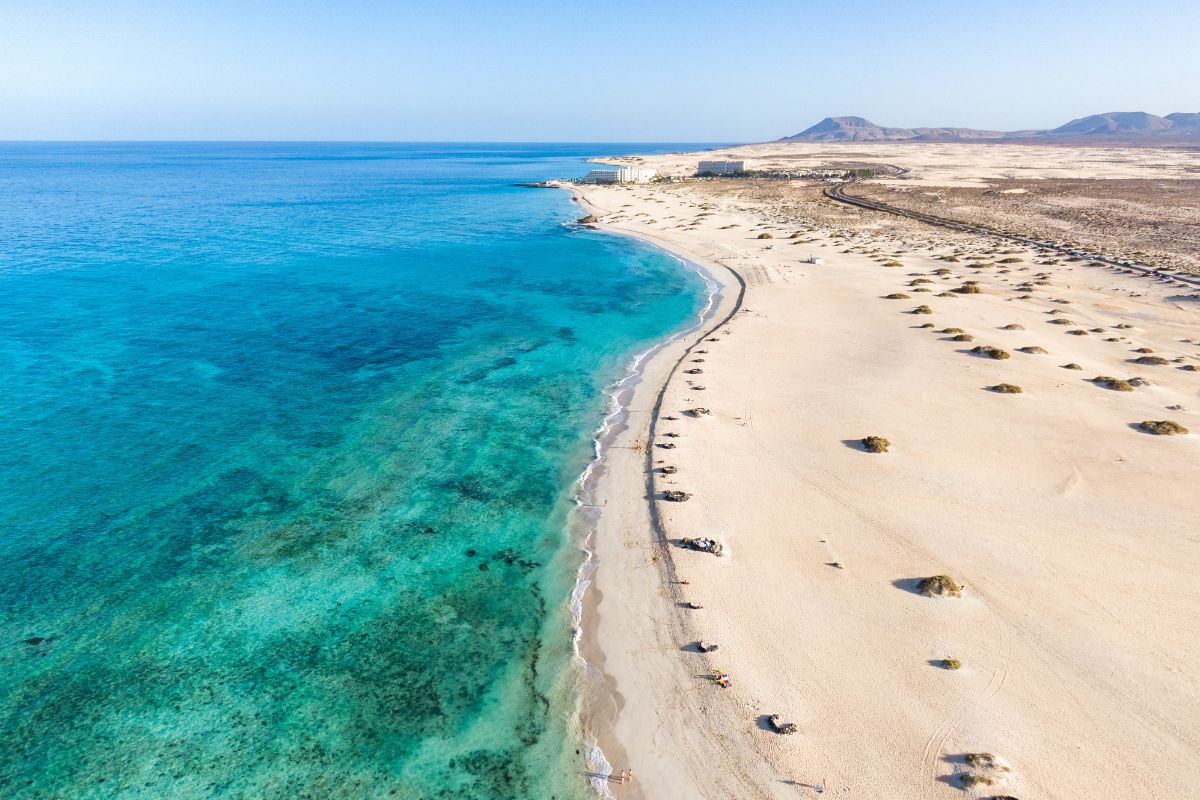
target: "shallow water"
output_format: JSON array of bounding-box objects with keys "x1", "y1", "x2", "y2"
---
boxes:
[{"x1": 0, "y1": 143, "x2": 710, "y2": 799}]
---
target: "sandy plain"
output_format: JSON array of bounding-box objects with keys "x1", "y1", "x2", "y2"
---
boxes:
[{"x1": 575, "y1": 141, "x2": 1200, "y2": 800}]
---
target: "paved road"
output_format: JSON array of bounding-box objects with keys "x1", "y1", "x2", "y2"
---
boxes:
[{"x1": 823, "y1": 180, "x2": 1200, "y2": 290}]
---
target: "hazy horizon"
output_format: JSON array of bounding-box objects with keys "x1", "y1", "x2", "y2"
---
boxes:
[{"x1": 2, "y1": 0, "x2": 1197, "y2": 141}]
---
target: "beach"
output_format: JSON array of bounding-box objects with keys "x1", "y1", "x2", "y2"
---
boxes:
[{"x1": 573, "y1": 144, "x2": 1200, "y2": 798}]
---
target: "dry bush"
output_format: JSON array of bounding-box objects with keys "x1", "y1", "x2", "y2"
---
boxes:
[
  {"x1": 970, "y1": 345, "x2": 1011, "y2": 360},
  {"x1": 1139, "y1": 420, "x2": 1188, "y2": 435},
  {"x1": 861, "y1": 435, "x2": 891, "y2": 453},
  {"x1": 917, "y1": 575, "x2": 961, "y2": 597}
]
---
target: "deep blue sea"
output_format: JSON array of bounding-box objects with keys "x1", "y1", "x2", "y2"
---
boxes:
[{"x1": 0, "y1": 142, "x2": 711, "y2": 799}]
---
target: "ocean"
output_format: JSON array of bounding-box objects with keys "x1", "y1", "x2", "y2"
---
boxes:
[{"x1": 0, "y1": 142, "x2": 712, "y2": 799}]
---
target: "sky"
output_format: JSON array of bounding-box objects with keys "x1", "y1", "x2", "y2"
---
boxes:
[{"x1": 1, "y1": 0, "x2": 1198, "y2": 141}]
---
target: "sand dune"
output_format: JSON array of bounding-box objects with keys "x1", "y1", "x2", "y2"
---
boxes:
[{"x1": 575, "y1": 152, "x2": 1200, "y2": 799}]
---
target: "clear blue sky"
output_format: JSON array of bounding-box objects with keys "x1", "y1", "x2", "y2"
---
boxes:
[{"x1": 2, "y1": 0, "x2": 1197, "y2": 141}]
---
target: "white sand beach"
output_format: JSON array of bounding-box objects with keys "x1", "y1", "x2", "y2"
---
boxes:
[{"x1": 577, "y1": 144, "x2": 1200, "y2": 799}]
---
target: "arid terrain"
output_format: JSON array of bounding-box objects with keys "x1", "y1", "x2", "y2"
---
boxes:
[
  {"x1": 577, "y1": 141, "x2": 1200, "y2": 799},
  {"x1": 596, "y1": 142, "x2": 1200, "y2": 277},
  {"x1": 853, "y1": 178, "x2": 1200, "y2": 274}
]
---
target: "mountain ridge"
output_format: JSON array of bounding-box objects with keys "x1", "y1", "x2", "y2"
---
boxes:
[{"x1": 781, "y1": 112, "x2": 1200, "y2": 142}]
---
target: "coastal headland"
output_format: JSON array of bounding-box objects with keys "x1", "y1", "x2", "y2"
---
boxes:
[{"x1": 572, "y1": 141, "x2": 1200, "y2": 799}]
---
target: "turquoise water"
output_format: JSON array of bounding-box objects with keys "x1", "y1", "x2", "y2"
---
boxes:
[{"x1": 0, "y1": 143, "x2": 710, "y2": 799}]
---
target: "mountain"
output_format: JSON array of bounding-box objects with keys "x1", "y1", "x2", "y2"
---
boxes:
[
  {"x1": 783, "y1": 116, "x2": 919, "y2": 142},
  {"x1": 1051, "y1": 111, "x2": 1175, "y2": 135},
  {"x1": 780, "y1": 112, "x2": 1200, "y2": 143},
  {"x1": 1165, "y1": 112, "x2": 1200, "y2": 129},
  {"x1": 782, "y1": 117, "x2": 1010, "y2": 143}
]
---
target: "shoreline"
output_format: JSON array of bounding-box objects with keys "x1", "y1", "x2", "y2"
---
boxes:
[
  {"x1": 562, "y1": 184, "x2": 763, "y2": 798},
  {"x1": 567, "y1": 232, "x2": 725, "y2": 796}
]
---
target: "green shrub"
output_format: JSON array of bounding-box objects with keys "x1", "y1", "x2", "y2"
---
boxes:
[
  {"x1": 861, "y1": 435, "x2": 891, "y2": 453},
  {"x1": 1131, "y1": 356, "x2": 1169, "y2": 366},
  {"x1": 1139, "y1": 420, "x2": 1188, "y2": 435},
  {"x1": 910, "y1": 305, "x2": 933, "y2": 315},
  {"x1": 989, "y1": 383, "x2": 1022, "y2": 393},
  {"x1": 917, "y1": 575, "x2": 961, "y2": 597},
  {"x1": 970, "y1": 345, "x2": 1011, "y2": 360}
]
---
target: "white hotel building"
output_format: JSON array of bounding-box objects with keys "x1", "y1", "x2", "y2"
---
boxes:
[
  {"x1": 578, "y1": 167, "x2": 658, "y2": 184},
  {"x1": 697, "y1": 160, "x2": 746, "y2": 175}
]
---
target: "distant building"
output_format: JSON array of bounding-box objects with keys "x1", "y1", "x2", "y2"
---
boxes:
[
  {"x1": 580, "y1": 169, "x2": 620, "y2": 184},
  {"x1": 697, "y1": 160, "x2": 745, "y2": 176},
  {"x1": 618, "y1": 167, "x2": 657, "y2": 183},
  {"x1": 578, "y1": 167, "x2": 657, "y2": 184}
]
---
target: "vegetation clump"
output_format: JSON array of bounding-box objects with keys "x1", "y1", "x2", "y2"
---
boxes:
[
  {"x1": 1067, "y1": 329, "x2": 1089, "y2": 336},
  {"x1": 998, "y1": 257, "x2": 1023, "y2": 263},
  {"x1": 916, "y1": 323, "x2": 935, "y2": 329},
  {"x1": 1091, "y1": 376, "x2": 1133, "y2": 391},
  {"x1": 884, "y1": 293, "x2": 910, "y2": 300},
  {"x1": 1018, "y1": 346, "x2": 1048, "y2": 354},
  {"x1": 1062, "y1": 363, "x2": 1083, "y2": 370},
  {"x1": 686, "y1": 407, "x2": 711, "y2": 417},
  {"x1": 1181, "y1": 364, "x2": 1199, "y2": 372},
  {"x1": 989, "y1": 383, "x2": 1023, "y2": 394},
  {"x1": 1139, "y1": 420, "x2": 1188, "y2": 435},
  {"x1": 917, "y1": 575, "x2": 962, "y2": 598},
  {"x1": 757, "y1": 232, "x2": 773, "y2": 239},
  {"x1": 964, "y1": 753, "x2": 1005, "y2": 770},
  {"x1": 910, "y1": 305, "x2": 933, "y2": 315},
  {"x1": 861, "y1": 435, "x2": 891, "y2": 453},
  {"x1": 960, "y1": 775, "x2": 995, "y2": 788},
  {"x1": 952, "y1": 283, "x2": 982, "y2": 294},
  {"x1": 940, "y1": 327, "x2": 965, "y2": 334},
  {"x1": 1001, "y1": 323, "x2": 1024, "y2": 330},
  {"x1": 970, "y1": 345, "x2": 1010, "y2": 360},
  {"x1": 1131, "y1": 356, "x2": 1170, "y2": 366},
  {"x1": 1133, "y1": 347, "x2": 1154, "y2": 353},
  {"x1": 662, "y1": 490, "x2": 692, "y2": 502},
  {"x1": 939, "y1": 657, "x2": 962, "y2": 670},
  {"x1": 1048, "y1": 318, "x2": 1074, "y2": 325},
  {"x1": 951, "y1": 333, "x2": 975, "y2": 342},
  {"x1": 936, "y1": 291, "x2": 956, "y2": 297}
]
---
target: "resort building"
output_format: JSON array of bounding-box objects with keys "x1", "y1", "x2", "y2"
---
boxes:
[
  {"x1": 578, "y1": 167, "x2": 658, "y2": 184},
  {"x1": 697, "y1": 159, "x2": 746, "y2": 175}
]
